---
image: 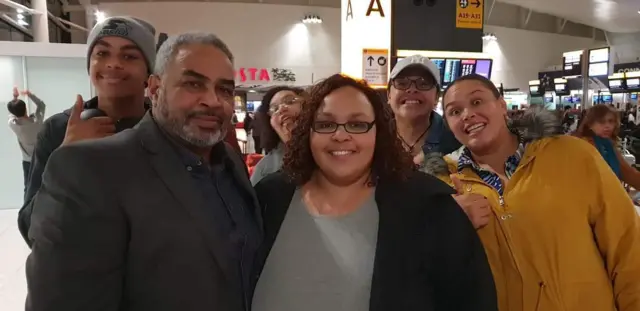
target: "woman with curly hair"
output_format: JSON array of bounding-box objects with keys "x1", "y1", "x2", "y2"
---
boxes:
[
  {"x1": 251, "y1": 74, "x2": 497, "y2": 311},
  {"x1": 250, "y1": 86, "x2": 306, "y2": 185}
]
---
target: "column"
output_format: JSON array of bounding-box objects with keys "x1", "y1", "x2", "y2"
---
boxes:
[
  {"x1": 340, "y1": 0, "x2": 392, "y2": 87},
  {"x1": 32, "y1": 0, "x2": 49, "y2": 42}
]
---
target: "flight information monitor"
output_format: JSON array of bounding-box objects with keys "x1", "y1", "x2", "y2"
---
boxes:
[
  {"x1": 431, "y1": 59, "x2": 446, "y2": 85},
  {"x1": 474, "y1": 59, "x2": 492, "y2": 78},
  {"x1": 608, "y1": 79, "x2": 625, "y2": 92},
  {"x1": 443, "y1": 59, "x2": 461, "y2": 85},
  {"x1": 460, "y1": 59, "x2": 476, "y2": 76},
  {"x1": 563, "y1": 51, "x2": 583, "y2": 76},
  {"x1": 627, "y1": 78, "x2": 640, "y2": 90}
]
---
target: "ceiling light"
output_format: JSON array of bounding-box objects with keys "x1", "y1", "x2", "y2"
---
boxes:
[
  {"x1": 482, "y1": 33, "x2": 497, "y2": 41},
  {"x1": 95, "y1": 10, "x2": 107, "y2": 24},
  {"x1": 302, "y1": 15, "x2": 322, "y2": 24}
]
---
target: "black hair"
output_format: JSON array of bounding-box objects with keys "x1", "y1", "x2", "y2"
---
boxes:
[
  {"x1": 7, "y1": 99, "x2": 27, "y2": 117},
  {"x1": 256, "y1": 86, "x2": 305, "y2": 153},
  {"x1": 442, "y1": 74, "x2": 500, "y2": 100}
]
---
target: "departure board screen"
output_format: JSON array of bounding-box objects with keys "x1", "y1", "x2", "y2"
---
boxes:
[
  {"x1": 608, "y1": 79, "x2": 624, "y2": 91},
  {"x1": 563, "y1": 53, "x2": 582, "y2": 76},
  {"x1": 443, "y1": 59, "x2": 461, "y2": 85},
  {"x1": 431, "y1": 59, "x2": 446, "y2": 85},
  {"x1": 460, "y1": 59, "x2": 476, "y2": 76},
  {"x1": 627, "y1": 78, "x2": 640, "y2": 89},
  {"x1": 475, "y1": 60, "x2": 492, "y2": 78}
]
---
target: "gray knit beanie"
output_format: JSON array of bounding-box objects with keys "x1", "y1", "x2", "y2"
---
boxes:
[{"x1": 86, "y1": 16, "x2": 156, "y2": 74}]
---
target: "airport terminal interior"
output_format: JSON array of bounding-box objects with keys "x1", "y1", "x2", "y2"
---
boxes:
[{"x1": 2, "y1": 0, "x2": 640, "y2": 310}]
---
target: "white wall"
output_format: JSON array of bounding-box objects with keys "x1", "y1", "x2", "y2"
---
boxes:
[
  {"x1": 97, "y1": 2, "x2": 341, "y2": 85},
  {"x1": 0, "y1": 42, "x2": 93, "y2": 209},
  {"x1": 484, "y1": 25, "x2": 606, "y2": 91}
]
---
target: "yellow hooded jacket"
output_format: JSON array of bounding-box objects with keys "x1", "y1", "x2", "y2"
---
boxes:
[{"x1": 426, "y1": 110, "x2": 640, "y2": 311}]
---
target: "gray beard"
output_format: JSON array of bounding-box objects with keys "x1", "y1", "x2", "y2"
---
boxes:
[{"x1": 154, "y1": 94, "x2": 225, "y2": 147}]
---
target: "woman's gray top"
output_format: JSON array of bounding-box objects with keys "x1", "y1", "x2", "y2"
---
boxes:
[
  {"x1": 250, "y1": 145, "x2": 285, "y2": 186},
  {"x1": 252, "y1": 189, "x2": 379, "y2": 311}
]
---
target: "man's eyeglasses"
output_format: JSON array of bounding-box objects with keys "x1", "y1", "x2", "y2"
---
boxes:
[
  {"x1": 312, "y1": 121, "x2": 375, "y2": 134},
  {"x1": 391, "y1": 77, "x2": 436, "y2": 91},
  {"x1": 269, "y1": 95, "x2": 304, "y2": 114}
]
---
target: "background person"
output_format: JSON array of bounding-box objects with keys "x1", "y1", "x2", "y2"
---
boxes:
[
  {"x1": 575, "y1": 104, "x2": 640, "y2": 190},
  {"x1": 387, "y1": 55, "x2": 461, "y2": 165},
  {"x1": 250, "y1": 86, "x2": 305, "y2": 185},
  {"x1": 7, "y1": 87, "x2": 46, "y2": 192},
  {"x1": 17, "y1": 16, "x2": 157, "y2": 246}
]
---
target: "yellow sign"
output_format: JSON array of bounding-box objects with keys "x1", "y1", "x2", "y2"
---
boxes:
[{"x1": 456, "y1": 0, "x2": 483, "y2": 29}]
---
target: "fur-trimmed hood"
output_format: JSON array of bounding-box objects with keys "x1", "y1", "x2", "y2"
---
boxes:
[{"x1": 421, "y1": 106, "x2": 563, "y2": 176}]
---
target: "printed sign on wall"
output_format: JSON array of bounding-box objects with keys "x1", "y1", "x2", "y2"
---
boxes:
[{"x1": 362, "y1": 48, "x2": 389, "y2": 87}]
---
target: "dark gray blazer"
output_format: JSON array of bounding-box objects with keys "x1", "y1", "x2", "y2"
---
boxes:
[{"x1": 26, "y1": 113, "x2": 261, "y2": 311}]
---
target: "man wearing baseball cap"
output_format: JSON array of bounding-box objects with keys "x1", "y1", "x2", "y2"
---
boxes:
[
  {"x1": 17, "y1": 16, "x2": 156, "y2": 245},
  {"x1": 388, "y1": 55, "x2": 461, "y2": 163}
]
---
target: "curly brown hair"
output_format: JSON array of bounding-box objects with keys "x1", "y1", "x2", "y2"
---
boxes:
[{"x1": 282, "y1": 74, "x2": 414, "y2": 185}]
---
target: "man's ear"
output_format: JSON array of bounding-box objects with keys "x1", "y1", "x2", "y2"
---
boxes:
[{"x1": 147, "y1": 75, "x2": 161, "y2": 99}]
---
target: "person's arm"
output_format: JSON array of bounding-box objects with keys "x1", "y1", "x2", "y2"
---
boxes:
[
  {"x1": 585, "y1": 144, "x2": 640, "y2": 311},
  {"x1": 26, "y1": 144, "x2": 126, "y2": 311},
  {"x1": 615, "y1": 148, "x2": 640, "y2": 190},
  {"x1": 429, "y1": 194, "x2": 498, "y2": 311},
  {"x1": 18, "y1": 119, "x2": 62, "y2": 246},
  {"x1": 26, "y1": 92, "x2": 46, "y2": 123}
]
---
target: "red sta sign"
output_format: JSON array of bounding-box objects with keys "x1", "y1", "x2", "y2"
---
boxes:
[{"x1": 236, "y1": 68, "x2": 271, "y2": 82}]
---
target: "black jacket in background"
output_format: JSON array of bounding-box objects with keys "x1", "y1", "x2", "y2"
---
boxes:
[
  {"x1": 253, "y1": 171, "x2": 498, "y2": 311},
  {"x1": 17, "y1": 97, "x2": 148, "y2": 246}
]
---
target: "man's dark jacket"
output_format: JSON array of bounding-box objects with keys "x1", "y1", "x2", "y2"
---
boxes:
[
  {"x1": 26, "y1": 113, "x2": 258, "y2": 311},
  {"x1": 18, "y1": 97, "x2": 146, "y2": 246}
]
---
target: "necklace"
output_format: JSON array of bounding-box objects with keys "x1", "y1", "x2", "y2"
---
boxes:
[{"x1": 399, "y1": 123, "x2": 431, "y2": 154}]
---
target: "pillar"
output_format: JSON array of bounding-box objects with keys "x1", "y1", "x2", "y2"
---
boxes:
[
  {"x1": 340, "y1": 0, "x2": 391, "y2": 87},
  {"x1": 32, "y1": 0, "x2": 49, "y2": 42}
]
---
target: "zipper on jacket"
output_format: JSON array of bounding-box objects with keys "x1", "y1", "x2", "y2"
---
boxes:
[{"x1": 535, "y1": 281, "x2": 545, "y2": 311}]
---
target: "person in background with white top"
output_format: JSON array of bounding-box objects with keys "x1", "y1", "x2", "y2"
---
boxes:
[{"x1": 7, "y1": 87, "x2": 46, "y2": 192}]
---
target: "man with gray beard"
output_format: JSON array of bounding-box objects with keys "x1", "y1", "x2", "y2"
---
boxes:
[{"x1": 26, "y1": 32, "x2": 262, "y2": 311}]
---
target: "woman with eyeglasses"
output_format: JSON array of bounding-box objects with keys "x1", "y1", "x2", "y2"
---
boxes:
[
  {"x1": 251, "y1": 86, "x2": 306, "y2": 185},
  {"x1": 251, "y1": 74, "x2": 498, "y2": 311},
  {"x1": 387, "y1": 55, "x2": 461, "y2": 165},
  {"x1": 424, "y1": 74, "x2": 640, "y2": 311}
]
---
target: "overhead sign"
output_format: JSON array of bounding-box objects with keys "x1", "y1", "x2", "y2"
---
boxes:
[
  {"x1": 456, "y1": 0, "x2": 483, "y2": 29},
  {"x1": 614, "y1": 62, "x2": 640, "y2": 73},
  {"x1": 362, "y1": 48, "x2": 389, "y2": 87}
]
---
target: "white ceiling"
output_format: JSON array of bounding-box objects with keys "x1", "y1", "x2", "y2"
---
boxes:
[
  {"x1": 499, "y1": 0, "x2": 640, "y2": 33},
  {"x1": 74, "y1": 0, "x2": 640, "y2": 33}
]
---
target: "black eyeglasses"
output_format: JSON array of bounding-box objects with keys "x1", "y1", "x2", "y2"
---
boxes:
[
  {"x1": 391, "y1": 77, "x2": 436, "y2": 91},
  {"x1": 312, "y1": 121, "x2": 375, "y2": 134},
  {"x1": 269, "y1": 95, "x2": 304, "y2": 114}
]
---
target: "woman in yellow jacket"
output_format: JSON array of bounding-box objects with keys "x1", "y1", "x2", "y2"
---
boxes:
[{"x1": 423, "y1": 74, "x2": 640, "y2": 311}]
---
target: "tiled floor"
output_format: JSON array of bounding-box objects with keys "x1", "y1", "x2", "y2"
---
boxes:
[{"x1": 0, "y1": 209, "x2": 29, "y2": 311}]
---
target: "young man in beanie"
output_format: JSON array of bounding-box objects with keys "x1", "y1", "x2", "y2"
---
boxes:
[{"x1": 17, "y1": 16, "x2": 156, "y2": 245}]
